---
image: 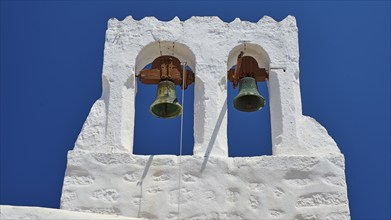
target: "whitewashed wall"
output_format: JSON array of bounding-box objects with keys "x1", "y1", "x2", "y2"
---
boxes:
[{"x1": 60, "y1": 16, "x2": 350, "y2": 220}]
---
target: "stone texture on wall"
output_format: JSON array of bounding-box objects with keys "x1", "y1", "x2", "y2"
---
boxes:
[
  {"x1": 0, "y1": 205, "x2": 143, "y2": 220},
  {"x1": 61, "y1": 151, "x2": 349, "y2": 219}
]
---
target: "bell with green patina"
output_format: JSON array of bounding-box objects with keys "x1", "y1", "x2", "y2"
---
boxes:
[
  {"x1": 233, "y1": 77, "x2": 265, "y2": 112},
  {"x1": 150, "y1": 80, "x2": 182, "y2": 119}
]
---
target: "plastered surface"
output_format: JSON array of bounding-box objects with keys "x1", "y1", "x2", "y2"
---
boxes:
[
  {"x1": 61, "y1": 151, "x2": 349, "y2": 219},
  {"x1": 57, "y1": 16, "x2": 350, "y2": 219}
]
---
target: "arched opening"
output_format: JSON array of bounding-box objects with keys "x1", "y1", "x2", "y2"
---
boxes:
[
  {"x1": 133, "y1": 41, "x2": 195, "y2": 155},
  {"x1": 227, "y1": 44, "x2": 272, "y2": 156}
]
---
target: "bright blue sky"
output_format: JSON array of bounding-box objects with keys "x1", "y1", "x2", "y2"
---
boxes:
[{"x1": 1, "y1": 1, "x2": 390, "y2": 219}]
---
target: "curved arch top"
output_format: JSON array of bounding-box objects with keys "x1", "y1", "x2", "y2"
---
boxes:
[
  {"x1": 227, "y1": 43, "x2": 271, "y2": 70},
  {"x1": 135, "y1": 41, "x2": 196, "y2": 74}
]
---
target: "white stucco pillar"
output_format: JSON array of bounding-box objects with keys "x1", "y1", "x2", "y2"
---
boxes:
[
  {"x1": 103, "y1": 64, "x2": 135, "y2": 152},
  {"x1": 193, "y1": 63, "x2": 228, "y2": 157},
  {"x1": 268, "y1": 63, "x2": 302, "y2": 155}
]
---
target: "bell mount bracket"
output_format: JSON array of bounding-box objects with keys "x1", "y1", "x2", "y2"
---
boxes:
[
  {"x1": 137, "y1": 56, "x2": 194, "y2": 89},
  {"x1": 228, "y1": 52, "x2": 268, "y2": 89}
]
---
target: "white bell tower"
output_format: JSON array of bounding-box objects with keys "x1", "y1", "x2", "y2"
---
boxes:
[{"x1": 60, "y1": 16, "x2": 350, "y2": 220}]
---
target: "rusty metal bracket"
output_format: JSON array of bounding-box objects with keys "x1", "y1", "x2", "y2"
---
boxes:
[
  {"x1": 137, "y1": 56, "x2": 194, "y2": 89},
  {"x1": 228, "y1": 52, "x2": 268, "y2": 89}
]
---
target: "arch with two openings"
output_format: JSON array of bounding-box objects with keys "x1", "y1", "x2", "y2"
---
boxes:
[{"x1": 133, "y1": 41, "x2": 273, "y2": 157}]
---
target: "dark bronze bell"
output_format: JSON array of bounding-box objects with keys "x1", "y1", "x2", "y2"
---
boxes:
[
  {"x1": 233, "y1": 77, "x2": 265, "y2": 112},
  {"x1": 150, "y1": 80, "x2": 182, "y2": 118}
]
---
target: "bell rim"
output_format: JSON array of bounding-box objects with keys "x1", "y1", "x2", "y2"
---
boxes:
[
  {"x1": 149, "y1": 103, "x2": 183, "y2": 119},
  {"x1": 233, "y1": 95, "x2": 265, "y2": 112}
]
